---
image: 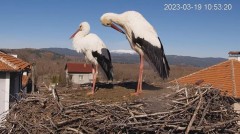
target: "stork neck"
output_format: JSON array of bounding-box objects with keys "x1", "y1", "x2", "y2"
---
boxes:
[{"x1": 77, "y1": 31, "x2": 88, "y2": 37}]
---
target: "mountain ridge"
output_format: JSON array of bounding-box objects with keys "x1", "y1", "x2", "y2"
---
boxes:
[
  {"x1": 1, "y1": 47, "x2": 227, "y2": 67},
  {"x1": 41, "y1": 48, "x2": 226, "y2": 67}
]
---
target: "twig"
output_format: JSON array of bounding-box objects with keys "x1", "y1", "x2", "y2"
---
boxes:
[
  {"x1": 66, "y1": 127, "x2": 84, "y2": 134},
  {"x1": 185, "y1": 88, "x2": 189, "y2": 104},
  {"x1": 185, "y1": 92, "x2": 203, "y2": 134},
  {"x1": 198, "y1": 99, "x2": 210, "y2": 126},
  {"x1": 48, "y1": 117, "x2": 58, "y2": 130},
  {"x1": 39, "y1": 124, "x2": 54, "y2": 134},
  {"x1": 65, "y1": 102, "x2": 94, "y2": 109},
  {"x1": 17, "y1": 121, "x2": 30, "y2": 134},
  {"x1": 127, "y1": 107, "x2": 138, "y2": 122},
  {"x1": 56, "y1": 116, "x2": 83, "y2": 128}
]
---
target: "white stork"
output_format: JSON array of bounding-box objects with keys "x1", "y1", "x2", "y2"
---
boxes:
[
  {"x1": 70, "y1": 22, "x2": 113, "y2": 95},
  {"x1": 101, "y1": 11, "x2": 170, "y2": 95}
]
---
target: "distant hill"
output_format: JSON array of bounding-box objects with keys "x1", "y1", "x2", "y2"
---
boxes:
[
  {"x1": 2, "y1": 48, "x2": 227, "y2": 68},
  {"x1": 41, "y1": 48, "x2": 83, "y2": 57},
  {"x1": 166, "y1": 55, "x2": 226, "y2": 67},
  {"x1": 41, "y1": 48, "x2": 227, "y2": 67}
]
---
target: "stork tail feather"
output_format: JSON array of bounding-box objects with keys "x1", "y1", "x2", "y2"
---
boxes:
[
  {"x1": 92, "y1": 49, "x2": 113, "y2": 80},
  {"x1": 132, "y1": 32, "x2": 170, "y2": 79}
]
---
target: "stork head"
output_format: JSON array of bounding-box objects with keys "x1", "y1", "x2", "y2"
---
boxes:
[
  {"x1": 100, "y1": 13, "x2": 125, "y2": 34},
  {"x1": 70, "y1": 21, "x2": 90, "y2": 39}
]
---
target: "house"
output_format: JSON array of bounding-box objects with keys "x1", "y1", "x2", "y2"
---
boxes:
[
  {"x1": 65, "y1": 63, "x2": 93, "y2": 85},
  {"x1": 0, "y1": 51, "x2": 31, "y2": 119},
  {"x1": 172, "y1": 51, "x2": 240, "y2": 98}
]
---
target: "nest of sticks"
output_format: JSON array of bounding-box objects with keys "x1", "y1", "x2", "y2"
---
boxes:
[{"x1": 0, "y1": 85, "x2": 239, "y2": 133}]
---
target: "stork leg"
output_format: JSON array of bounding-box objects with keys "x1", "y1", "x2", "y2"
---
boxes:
[
  {"x1": 132, "y1": 54, "x2": 144, "y2": 95},
  {"x1": 139, "y1": 54, "x2": 144, "y2": 93},
  {"x1": 87, "y1": 65, "x2": 98, "y2": 95}
]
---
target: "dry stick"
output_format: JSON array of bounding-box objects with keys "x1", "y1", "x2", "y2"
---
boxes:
[
  {"x1": 44, "y1": 83, "x2": 63, "y2": 111},
  {"x1": 128, "y1": 109, "x2": 183, "y2": 119},
  {"x1": 176, "y1": 94, "x2": 198, "y2": 101},
  {"x1": 127, "y1": 118, "x2": 186, "y2": 126},
  {"x1": 80, "y1": 126, "x2": 94, "y2": 133},
  {"x1": 202, "y1": 117, "x2": 240, "y2": 130},
  {"x1": 17, "y1": 121, "x2": 31, "y2": 134},
  {"x1": 48, "y1": 117, "x2": 58, "y2": 130},
  {"x1": 127, "y1": 107, "x2": 138, "y2": 123},
  {"x1": 24, "y1": 97, "x2": 47, "y2": 107},
  {"x1": 224, "y1": 128, "x2": 238, "y2": 133},
  {"x1": 56, "y1": 116, "x2": 83, "y2": 128},
  {"x1": 8, "y1": 124, "x2": 15, "y2": 134},
  {"x1": 114, "y1": 104, "x2": 128, "y2": 111},
  {"x1": 185, "y1": 93, "x2": 203, "y2": 134},
  {"x1": 52, "y1": 88, "x2": 64, "y2": 111},
  {"x1": 183, "y1": 89, "x2": 207, "y2": 107},
  {"x1": 172, "y1": 100, "x2": 186, "y2": 105},
  {"x1": 66, "y1": 127, "x2": 83, "y2": 134},
  {"x1": 66, "y1": 102, "x2": 94, "y2": 109},
  {"x1": 165, "y1": 87, "x2": 186, "y2": 98},
  {"x1": 39, "y1": 124, "x2": 54, "y2": 134},
  {"x1": 94, "y1": 116, "x2": 109, "y2": 122},
  {"x1": 198, "y1": 99, "x2": 211, "y2": 126},
  {"x1": 129, "y1": 103, "x2": 144, "y2": 108},
  {"x1": 185, "y1": 88, "x2": 189, "y2": 104}
]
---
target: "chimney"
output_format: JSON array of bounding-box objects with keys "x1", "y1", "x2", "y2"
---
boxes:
[
  {"x1": 228, "y1": 51, "x2": 240, "y2": 61},
  {"x1": 11, "y1": 54, "x2": 17, "y2": 58}
]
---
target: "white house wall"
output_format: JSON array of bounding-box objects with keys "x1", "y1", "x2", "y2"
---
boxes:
[
  {"x1": 70, "y1": 73, "x2": 93, "y2": 84},
  {"x1": 0, "y1": 72, "x2": 10, "y2": 121}
]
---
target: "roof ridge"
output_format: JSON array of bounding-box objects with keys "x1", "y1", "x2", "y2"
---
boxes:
[
  {"x1": 170, "y1": 60, "x2": 231, "y2": 83},
  {"x1": 0, "y1": 51, "x2": 31, "y2": 71},
  {"x1": 230, "y1": 60, "x2": 237, "y2": 97},
  {"x1": 0, "y1": 56, "x2": 18, "y2": 69}
]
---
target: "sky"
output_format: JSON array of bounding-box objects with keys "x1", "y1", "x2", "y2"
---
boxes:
[{"x1": 0, "y1": 0, "x2": 239, "y2": 58}]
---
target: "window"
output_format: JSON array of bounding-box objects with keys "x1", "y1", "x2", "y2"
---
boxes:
[{"x1": 79, "y1": 75, "x2": 83, "y2": 80}]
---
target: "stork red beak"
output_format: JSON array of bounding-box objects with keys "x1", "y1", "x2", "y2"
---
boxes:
[
  {"x1": 110, "y1": 23, "x2": 125, "y2": 34},
  {"x1": 70, "y1": 29, "x2": 80, "y2": 39}
]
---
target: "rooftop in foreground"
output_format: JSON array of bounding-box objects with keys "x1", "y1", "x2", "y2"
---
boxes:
[{"x1": 171, "y1": 59, "x2": 240, "y2": 98}]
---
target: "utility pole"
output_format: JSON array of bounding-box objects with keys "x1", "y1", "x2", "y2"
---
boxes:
[{"x1": 31, "y1": 63, "x2": 35, "y2": 94}]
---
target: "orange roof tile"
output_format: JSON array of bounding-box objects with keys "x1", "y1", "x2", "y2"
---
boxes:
[
  {"x1": 171, "y1": 59, "x2": 240, "y2": 98},
  {"x1": 0, "y1": 51, "x2": 31, "y2": 72},
  {"x1": 65, "y1": 63, "x2": 92, "y2": 73}
]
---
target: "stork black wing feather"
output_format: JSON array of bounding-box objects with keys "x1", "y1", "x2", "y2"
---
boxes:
[
  {"x1": 92, "y1": 48, "x2": 113, "y2": 80},
  {"x1": 132, "y1": 32, "x2": 170, "y2": 79}
]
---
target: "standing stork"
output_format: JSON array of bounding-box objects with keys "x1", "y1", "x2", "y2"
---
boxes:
[
  {"x1": 70, "y1": 22, "x2": 113, "y2": 95},
  {"x1": 101, "y1": 11, "x2": 170, "y2": 95}
]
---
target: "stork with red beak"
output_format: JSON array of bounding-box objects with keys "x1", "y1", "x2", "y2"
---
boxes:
[
  {"x1": 101, "y1": 11, "x2": 170, "y2": 95},
  {"x1": 70, "y1": 22, "x2": 113, "y2": 95}
]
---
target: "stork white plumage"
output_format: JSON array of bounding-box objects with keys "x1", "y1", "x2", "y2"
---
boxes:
[
  {"x1": 70, "y1": 22, "x2": 113, "y2": 95},
  {"x1": 101, "y1": 11, "x2": 170, "y2": 95}
]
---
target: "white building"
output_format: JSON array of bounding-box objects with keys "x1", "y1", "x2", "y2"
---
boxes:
[
  {"x1": 228, "y1": 51, "x2": 240, "y2": 61},
  {"x1": 0, "y1": 51, "x2": 31, "y2": 120},
  {"x1": 65, "y1": 63, "x2": 93, "y2": 85}
]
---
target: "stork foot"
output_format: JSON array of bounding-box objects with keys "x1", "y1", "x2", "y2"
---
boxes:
[
  {"x1": 87, "y1": 91, "x2": 94, "y2": 96},
  {"x1": 130, "y1": 92, "x2": 141, "y2": 96}
]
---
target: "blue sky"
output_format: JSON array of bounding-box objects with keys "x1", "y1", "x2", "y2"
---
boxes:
[{"x1": 0, "y1": 0, "x2": 239, "y2": 58}]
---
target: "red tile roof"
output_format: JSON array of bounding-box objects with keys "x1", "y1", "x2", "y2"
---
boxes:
[
  {"x1": 171, "y1": 59, "x2": 240, "y2": 98},
  {"x1": 0, "y1": 51, "x2": 31, "y2": 72},
  {"x1": 65, "y1": 63, "x2": 92, "y2": 73}
]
